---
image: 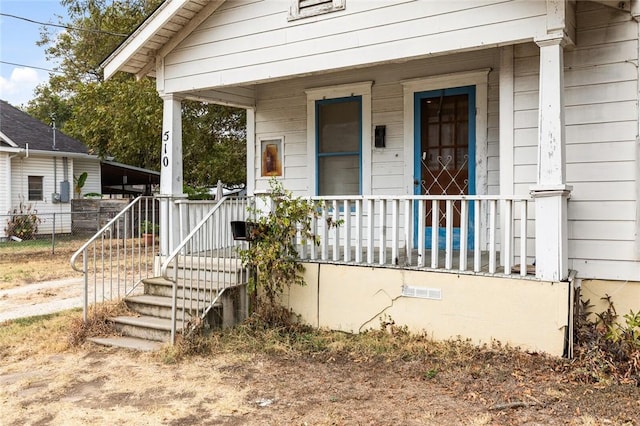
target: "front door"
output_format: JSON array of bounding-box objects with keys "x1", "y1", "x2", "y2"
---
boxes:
[{"x1": 414, "y1": 86, "x2": 475, "y2": 249}]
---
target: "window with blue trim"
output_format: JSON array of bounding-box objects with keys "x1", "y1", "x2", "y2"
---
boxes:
[{"x1": 316, "y1": 96, "x2": 361, "y2": 195}]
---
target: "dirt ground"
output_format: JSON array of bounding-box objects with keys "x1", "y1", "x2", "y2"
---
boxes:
[
  {"x1": 1, "y1": 338, "x2": 639, "y2": 425},
  {"x1": 1, "y1": 245, "x2": 640, "y2": 425}
]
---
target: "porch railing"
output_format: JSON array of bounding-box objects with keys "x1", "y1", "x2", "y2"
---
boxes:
[
  {"x1": 160, "y1": 196, "x2": 251, "y2": 343},
  {"x1": 176, "y1": 199, "x2": 218, "y2": 242},
  {"x1": 299, "y1": 195, "x2": 534, "y2": 276},
  {"x1": 70, "y1": 196, "x2": 160, "y2": 321}
]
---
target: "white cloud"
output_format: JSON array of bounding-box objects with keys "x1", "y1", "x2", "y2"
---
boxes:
[{"x1": 0, "y1": 67, "x2": 46, "y2": 107}]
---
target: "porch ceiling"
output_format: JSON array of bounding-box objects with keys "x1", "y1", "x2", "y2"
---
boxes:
[{"x1": 102, "y1": 0, "x2": 225, "y2": 81}]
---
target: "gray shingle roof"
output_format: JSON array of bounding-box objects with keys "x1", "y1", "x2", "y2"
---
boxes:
[{"x1": 0, "y1": 100, "x2": 89, "y2": 154}]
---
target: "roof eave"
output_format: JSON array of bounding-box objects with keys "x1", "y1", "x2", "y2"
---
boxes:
[
  {"x1": 102, "y1": 0, "x2": 189, "y2": 80},
  {"x1": 101, "y1": 159, "x2": 160, "y2": 176},
  {"x1": 18, "y1": 149, "x2": 99, "y2": 159},
  {"x1": 103, "y1": 0, "x2": 226, "y2": 80},
  {"x1": 0, "y1": 131, "x2": 19, "y2": 148}
]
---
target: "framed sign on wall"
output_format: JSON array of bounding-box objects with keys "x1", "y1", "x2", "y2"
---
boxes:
[{"x1": 260, "y1": 137, "x2": 284, "y2": 178}]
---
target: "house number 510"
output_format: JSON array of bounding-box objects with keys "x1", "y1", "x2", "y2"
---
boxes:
[{"x1": 162, "y1": 131, "x2": 170, "y2": 167}]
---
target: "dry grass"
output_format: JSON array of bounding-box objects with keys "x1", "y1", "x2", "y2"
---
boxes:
[
  {"x1": 0, "y1": 239, "x2": 83, "y2": 289},
  {"x1": 67, "y1": 301, "x2": 133, "y2": 347},
  {"x1": 165, "y1": 313, "x2": 556, "y2": 379},
  {"x1": 2, "y1": 248, "x2": 639, "y2": 424},
  {"x1": 1, "y1": 310, "x2": 640, "y2": 424},
  {"x1": 0, "y1": 301, "x2": 130, "y2": 360},
  {"x1": 0, "y1": 309, "x2": 79, "y2": 361}
]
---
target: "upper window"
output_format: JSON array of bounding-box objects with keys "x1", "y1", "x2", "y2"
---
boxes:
[
  {"x1": 316, "y1": 97, "x2": 361, "y2": 195},
  {"x1": 28, "y1": 176, "x2": 43, "y2": 201},
  {"x1": 288, "y1": 0, "x2": 345, "y2": 21}
]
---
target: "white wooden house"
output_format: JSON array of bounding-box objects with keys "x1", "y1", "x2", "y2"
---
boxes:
[
  {"x1": 0, "y1": 100, "x2": 101, "y2": 239},
  {"x1": 100, "y1": 0, "x2": 640, "y2": 356}
]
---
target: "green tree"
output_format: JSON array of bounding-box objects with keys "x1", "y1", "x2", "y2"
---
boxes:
[
  {"x1": 24, "y1": 85, "x2": 72, "y2": 129},
  {"x1": 182, "y1": 101, "x2": 246, "y2": 186},
  {"x1": 25, "y1": 0, "x2": 246, "y2": 186},
  {"x1": 64, "y1": 76, "x2": 162, "y2": 169}
]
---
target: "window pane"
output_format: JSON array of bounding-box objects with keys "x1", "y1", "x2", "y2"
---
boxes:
[
  {"x1": 318, "y1": 100, "x2": 360, "y2": 153},
  {"x1": 28, "y1": 176, "x2": 43, "y2": 201},
  {"x1": 440, "y1": 98, "x2": 455, "y2": 121},
  {"x1": 318, "y1": 155, "x2": 359, "y2": 195}
]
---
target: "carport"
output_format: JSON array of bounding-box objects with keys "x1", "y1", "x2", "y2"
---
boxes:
[{"x1": 101, "y1": 160, "x2": 160, "y2": 197}]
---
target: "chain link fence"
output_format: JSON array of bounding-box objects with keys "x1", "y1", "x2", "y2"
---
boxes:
[
  {"x1": 0, "y1": 210, "x2": 117, "y2": 254},
  {"x1": 1, "y1": 199, "x2": 134, "y2": 254}
]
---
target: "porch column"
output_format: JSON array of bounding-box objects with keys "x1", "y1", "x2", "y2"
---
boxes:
[
  {"x1": 159, "y1": 94, "x2": 186, "y2": 257},
  {"x1": 531, "y1": 34, "x2": 572, "y2": 281}
]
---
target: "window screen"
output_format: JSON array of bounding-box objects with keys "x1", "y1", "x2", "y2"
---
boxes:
[{"x1": 316, "y1": 97, "x2": 361, "y2": 195}]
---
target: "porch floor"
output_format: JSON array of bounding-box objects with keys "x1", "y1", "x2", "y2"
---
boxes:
[{"x1": 302, "y1": 247, "x2": 536, "y2": 278}]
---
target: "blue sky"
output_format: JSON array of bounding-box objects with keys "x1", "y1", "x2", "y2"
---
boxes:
[{"x1": 0, "y1": 0, "x2": 68, "y2": 107}]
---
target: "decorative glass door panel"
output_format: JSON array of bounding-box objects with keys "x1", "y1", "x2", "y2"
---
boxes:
[{"x1": 414, "y1": 86, "x2": 475, "y2": 249}]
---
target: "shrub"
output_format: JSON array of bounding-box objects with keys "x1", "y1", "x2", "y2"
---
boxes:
[
  {"x1": 73, "y1": 172, "x2": 87, "y2": 198},
  {"x1": 140, "y1": 220, "x2": 159, "y2": 235},
  {"x1": 183, "y1": 184, "x2": 212, "y2": 200},
  {"x1": 5, "y1": 202, "x2": 41, "y2": 240},
  {"x1": 238, "y1": 179, "x2": 339, "y2": 324},
  {"x1": 572, "y1": 295, "x2": 640, "y2": 385}
]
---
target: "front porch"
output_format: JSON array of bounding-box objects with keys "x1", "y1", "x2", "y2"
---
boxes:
[
  {"x1": 71, "y1": 191, "x2": 574, "y2": 353},
  {"x1": 150, "y1": 28, "x2": 575, "y2": 284}
]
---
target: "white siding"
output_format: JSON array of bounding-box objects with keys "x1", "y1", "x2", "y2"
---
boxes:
[
  {"x1": 10, "y1": 155, "x2": 73, "y2": 235},
  {"x1": 512, "y1": 2, "x2": 639, "y2": 281},
  {"x1": 254, "y1": 49, "x2": 500, "y2": 198},
  {"x1": 0, "y1": 152, "x2": 10, "y2": 238},
  {"x1": 0, "y1": 152, "x2": 9, "y2": 212},
  {"x1": 165, "y1": 0, "x2": 638, "y2": 282},
  {"x1": 73, "y1": 158, "x2": 102, "y2": 197},
  {"x1": 162, "y1": 0, "x2": 546, "y2": 93}
]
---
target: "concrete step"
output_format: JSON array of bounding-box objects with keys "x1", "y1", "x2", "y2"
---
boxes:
[
  {"x1": 89, "y1": 336, "x2": 164, "y2": 352},
  {"x1": 110, "y1": 315, "x2": 183, "y2": 342},
  {"x1": 124, "y1": 294, "x2": 220, "y2": 320},
  {"x1": 163, "y1": 256, "x2": 245, "y2": 276},
  {"x1": 162, "y1": 264, "x2": 247, "y2": 287},
  {"x1": 143, "y1": 276, "x2": 240, "y2": 300},
  {"x1": 172, "y1": 256, "x2": 244, "y2": 271}
]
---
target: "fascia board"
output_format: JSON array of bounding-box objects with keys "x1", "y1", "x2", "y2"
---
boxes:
[
  {"x1": 0, "y1": 131, "x2": 18, "y2": 148},
  {"x1": 103, "y1": 0, "x2": 192, "y2": 80}
]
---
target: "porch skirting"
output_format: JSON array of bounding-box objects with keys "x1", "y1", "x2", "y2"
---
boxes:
[{"x1": 282, "y1": 263, "x2": 571, "y2": 357}]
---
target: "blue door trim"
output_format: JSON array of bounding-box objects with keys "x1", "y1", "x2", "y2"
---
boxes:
[{"x1": 413, "y1": 85, "x2": 476, "y2": 249}]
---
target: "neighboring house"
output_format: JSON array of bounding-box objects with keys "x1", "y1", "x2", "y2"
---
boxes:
[
  {"x1": 101, "y1": 0, "x2": 640, "y2": 356},
  {"x1": 0, "y1": 101, "x2": 161, "y2": 239},
  {"x1": 0, "y1": 100, "x2": 102, "y2": 239}
]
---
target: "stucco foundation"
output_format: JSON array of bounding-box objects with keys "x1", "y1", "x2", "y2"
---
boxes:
[
  {"x1": 580, "y1": 279, "x2": 640, "y2": 321},
  {"x1": 282, "y1": 263, "x2": 571, "y2": 356}
]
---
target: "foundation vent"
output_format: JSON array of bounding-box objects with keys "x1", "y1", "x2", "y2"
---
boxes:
[{"x1": 402, "y1": 285, "x2": 442, "y2": 300}]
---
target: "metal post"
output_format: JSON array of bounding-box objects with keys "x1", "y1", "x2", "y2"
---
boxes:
[
  {"x1": 51, "y1": 213, "x2": 56, "y2": 255},
  {"x1": 171, "y1": 279, "x2": 177, "y2": 344},
  {"x1": 83, "y1": 253, "x2": 88, "y2": 322}
]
